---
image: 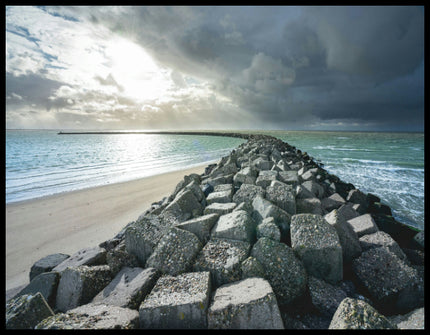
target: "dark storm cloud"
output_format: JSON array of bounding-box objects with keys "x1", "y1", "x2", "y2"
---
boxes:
[{"x1": 7, "y1": 6, "x2": 424, "y2": 130}]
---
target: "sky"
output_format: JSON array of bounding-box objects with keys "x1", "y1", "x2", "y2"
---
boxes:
[{"x1": 6, "y1": 6, "x2": 424, "y2": 131}]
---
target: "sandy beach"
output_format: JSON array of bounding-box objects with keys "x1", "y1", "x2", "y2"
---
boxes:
[{"x1": 6, "y1": 163, "x2": 210, "y2": 294}]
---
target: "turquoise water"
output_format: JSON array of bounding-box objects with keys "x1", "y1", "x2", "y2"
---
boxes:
[{"x1": 6, "y1": 130, "x2": 424, "y2": 230}]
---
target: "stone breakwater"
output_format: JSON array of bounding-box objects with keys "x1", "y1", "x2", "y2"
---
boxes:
[{"x1": 6, "y1": 134, "x2": 424, "y2": 329}]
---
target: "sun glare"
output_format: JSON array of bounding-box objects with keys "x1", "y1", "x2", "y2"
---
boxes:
[{"x1": 107, "y1": 37, "x2": 172, "y2": 102}]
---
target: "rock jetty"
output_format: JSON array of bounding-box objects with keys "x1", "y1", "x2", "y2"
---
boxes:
[{"x1": 6, "y1": 133, "x2": 424, "y2": 329}]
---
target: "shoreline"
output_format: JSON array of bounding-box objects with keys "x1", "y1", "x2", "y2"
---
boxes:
[{"x1": 6, "y1": 163, "x2": 211, "y2": 292}]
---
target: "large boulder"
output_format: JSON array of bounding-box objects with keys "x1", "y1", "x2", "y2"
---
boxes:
[
  {"x1": 52, "y1": 246, "x2": 106, "y2": 272},
  {"x1": 30, "y1": 253, "x2": 69, "y2": 281},
  {"x1": 352, "y1": 247, "x2": 423, "y2": 314},
  {"x1": 252, "y1": 195, "x2": 290, "y2": 238},
  {"x1": 232, "y1": 183, "x2": 265, "y2": 205},
  {"x1": 329, "y1": 298, "x2": 395, "y2": 329},
  {"x1": 16, "y1": 272, "x2": 60, "y2": 308},
  {"x1": 278, "y1": 170, "x2": 300, "y2": 187},
  {"x1": 251, "y1": 237, "x2": 307, "y2": 306},
  {"x1": 240, "y1": 256, "x2": 266, "y2": 279},
  {"x1": 204, "y1": 202, "x2": 237, "y2": 215},
  {"x1": 6, "y1": 293, "x2": 54, "y2": 329},
  {"x1": 92, "y1": 267, "x2": 159, "y2": 309},
  {"x1": 194, "y1": 238, "x2": 251, "y2": 287},
  {"x1": 175, "y1": 213, "x2": 219, "y2": 244},
  {"x1": 301, "y1": 180, "x2": 325, "y2": 199},
  {"x1": 256, "y1": 217, "x2": 281, "y2": 242},
  {"x1": 211, "y1": 210, "x2": 256, "y2": 243},
  {"x1": 255, "y1": 170, "x2": 278, "y2": 189},
  {"x1": 321, "y1": 193, "x2": 346, "y2": 212},
  {"x1": 233, "y1": 166, "x2": 258, "y2": 186},
  {"x1": 324, "y1": 209, "x2": 362, "y2": 263},
  {"x1": 388, "y1": 307, "x2": 424, "y2": 329},
  {"x1": 145, "y1": 227, "x2": 202, "y2": 276},
  {"x1": 346, "y1": 189, "x2": 368, "y2": 214},
  {"x1": 162, "y1": 189, "x2": 203, "y2": 221},
  {"x1": 308, "y1": 276, "x2": 347, "y2": 318},
  {"x1": 139, "y1": 271, "x2": 211, "y2": 329},
  {"x1": 291, "y1": 214, "x2": 343, "y2": 284},
  {"x1": 124, "y1": 214, "x2": 171, "y2": 266},
  {"x1": 265, "y1": 180, "x2": 296, "y2": 215},
  {"x1": 207, "y1": 278, "x2": 284, "y2": 329},
  {"x1": 296, "y1": 197, "x2": 323, "y2": 215},
  {"x1": 206, "y1": 189, "x2": 233, "y2": 205},
  {"x1": 36, "y1": 303, "x2": 140, "y2": 329},
  {"x1": 347, "y1": 214, "x2": 379, "y2": 238},
  {"x1": 359, "y1": 231, "x2": 407, "y2": 262},
  {"x1": 55, "y1": 265, "x2": 112, "y2": 312}
]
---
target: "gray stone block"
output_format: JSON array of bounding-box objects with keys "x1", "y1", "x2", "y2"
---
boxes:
[
  {"x1": 240, "y1": 256, "x2": 265, "y2": 279},
  {"x1": 139, "y1": 272, "x2": 211, "y2": 329},
  {"x1": 251, "y1": 237, "x2": 307, "y2": 305},
  {"x1": 291, "y1": 214, "x2": 343, "y2": 284},
  {"x1": 265, "y1": 180, "x2": 296, "y2": 215},
  {"x1": 346, "y1": 189, "x2": 368, "y2": 214},
  {"x1": 162, "y1": 189, "x2": 203, "y2": 222},
  {"x1": 92, "y1": 267, "x2": 159, "y2": 309},
  {"x1": 329, "y1": 298, "x2": 395, "y2": 329},
  {"x1": 324, "y1": 209, "x2": 362, "y2": 263},
  {"x1": 278, "y1": 170, "x2": 300, "y2": 186},
  {"x1": 52, "y1": 246, "x2": 106, "y2": 272},
  {"x1": 359, "y1": 231, "x2": 407, "y2": 261},
  {"x1": 56, "y1": 265, "x2": 112, "y2": 312},
  {"x1": 211, "y1": 210, "x2": 256, "y2": 243},
  {"x1": 124, "y1": 214, "x2": 171, "y2": 266},
  {"x1": 255, "y1": 170, "x2": 278, "y2": 189},
  {"x1": 146, "y1": 227, "x2": 202, "y2": 276},
  {"x1": 6, "y1": 292, "x2": 54, "y2": 329},
  {"x1": 352, "y1": 247, "x2": 423, "y2": 314},
  {"x1": 251, "y1": 157, "x2": 273, "y2": 170},
  {"x1": 252, "y1": 195, "x2": 290, "y2": 238},
  {"x1": 232, "y1": 183, "x2": 265, "y2": 205},
  {"x1": 256, "y1": 217, "x2": 281, "y2": 241},
  {"x1": 204, "y1": 202, "x2": 237, "y2": 215},
  {"x1": 388, "y1": 307, "x2": 424, "y2": 329},
  {"x1": 296, "y1": 197, "x2": 323, "y2": 215},
  {"x1": 308, "y1": 276, "x2": 347, "y2": 318},
  {"x1": 321, "y1": 193, "x2": 346, "y2": 212},
  {"x1": 36, "y1": 303, "x2": 140, "y2": 329},
  {"x1": 206, "y1": 190, "x2": 233, "y2": 204},
  {"x1": 233, "y1": 166, "x2": 257, "y2": 186},
  {"x1": 30, "y1": 253, "x2": 69, "y2": 281},
  {"x1": 301, "y1": 180, "x2": 325, "y2": 199},
  {"x1": 194, "y1": 238, "x2": 250, "y2": 287},
  {"x1": 208, "y1": 277, "x2": 284, "y2": 329},
  {"x1": 17, "y1": 272, "x2": 60, "y2": 308},
  {"x1": 175, "y1": 213, "x2": 219, "y2": 244},
  {"x1": 347, "y1": 214, "x2": 379, "y2": 237}
]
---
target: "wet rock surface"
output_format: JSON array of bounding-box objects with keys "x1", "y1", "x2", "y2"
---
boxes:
[{"x1": 7, "y1": 133, "x2": 424, "y2": 329}]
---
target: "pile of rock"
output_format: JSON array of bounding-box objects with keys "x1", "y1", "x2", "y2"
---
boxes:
[{"x1": 6, "y1": 134, "x2": 424, "y2": 329}]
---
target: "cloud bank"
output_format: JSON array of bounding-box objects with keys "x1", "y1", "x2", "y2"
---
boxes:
[{"x1": 6, "y1": 6, "x2": 424, "y2": 131}]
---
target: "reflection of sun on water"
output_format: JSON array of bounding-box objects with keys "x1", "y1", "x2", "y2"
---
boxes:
[{"x1": 106, "y1": 37, "x2": 172, "y2": 102}]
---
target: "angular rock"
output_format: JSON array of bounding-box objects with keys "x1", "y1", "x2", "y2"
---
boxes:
[
  {"x1": 301, "y1": 180, "x2": 325, "y2": 199},
  {"x1": 162, "y1": 189, "x2": 202, "y2": 222},
  {"x1": 232, "y1": 183, "x2": 265, "y2": 205},
  {"x1": 124, "y1": 214, "x2": 171, "y2": 266},
  {"x1": 278, "y1": 170, "x2": 300, "y2": 187},
  {"x1": 347, "y1": 214, "x2": 379, "y2": 238},
  {"x1": 251, "y1": 157, "x2": 273, "y2": 170},
  {"x1": 255, "y1": 170, "x2": 278, "y2": 189},
  {"x1": 291, "y1": 214, "x2": 343, "y2": 284},
  {"x1": 145, "y1": 227, "x2": 202, "y2": 276},
  {"x1": 106, "y1": 240, "x2": 140, "y2": 276},
  {"x1": 204, "y1": 174, "x2": 234, "y2": 187},
  {"x1": 256, "y1": 217, "x2": 281, "y2": 241},
  {"x1": 211, "y1": 210, "x2": 256, "y2": 243},
  {"x1": 203, "y1": 202, "x2": 237, "y2": 216},
  {"x1": 346, "y1": 189, "x2": 368, "y2": 214},
  {"x1": 36, "y1": 303, "x2": 139, "y2": 329},
  {"x1": 265, "y1": 180, "x2": 296, "y2": 215},
  {"x1": 321, "y1": 193, "x2": 346, "y2": 212},
  {"x1": 208, "y1": 277, "x2": 284, "y2": 329},
  {"x1": 175, "y1": 213, "x2": 219, "y2": 244},
  {"x1": 352, "y1": 247, "x2": 423, "y2": 314},
  {"x1": 296, "y1": 197, "x2": 323, "y2": 215},
  {"x1": 251, "y1": 237, "x2": 307, "y2": 305},
  {"x1": 17, "y1": 272, "x2": 60, "y2": 308},
  {"x1": 388, "y1": 307, "x2": 424, "y2": 329},
  {"x1": 6, "y1": 293, "x2": 54, "y2": 329},
  {"x1": 359, "y1": 231, "x2": 407, "y2": 261},
  {"x1": 194, "y1": 238, "x2": 250, "y2": 287},
  {"x1": 201, "y1": 183, "x2": 214, "y2": 197},
  {"x1": 56, "y1": 265, "x2": 112, "y2": 312},
  {"x1": 240, "y1": 256, "x2": 265, "y2": 279},
  {"x1": 252, "y1": 195, "x2": 290, "y2": 238},
  {"x1": 329, "y1": 297, "x2": 395, "y2": 329},
  {"x1": 233, "y1": 166, "x2": 257, "y2": 186},
  {"x1": 308, "y1": 276, "x2": 347, "y2": 318},
  {"x1": 412, "y1": 230, "x2": 424, "y2": 250},
  {"x1": 337, "y1": 203, "x2": 360, "y2": 222},
  {"x1": 30, "y1": 253, "x2": 69, "y2": 281},
  {"x1": 139, "y1": 272, "x2": 211, "y2": 329},
  {"x1": 233, "y1": 201, "x2": 253, "y2": 214},
  {"x1": 206, "y1": 189, "x2": 233, "y2": 204},
  {"x1": 92, "y1": 267, "x2": 159, "y2": 309},
  {"x1": 324, "y1": 209, "x2": 362, "y2": 263},
  {"x1": 52, "y1": 246, "x2": 106, "y2": 272}
]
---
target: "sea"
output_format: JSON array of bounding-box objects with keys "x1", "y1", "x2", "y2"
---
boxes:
[{"x1": 5, "y1": 130, "x2": 424, "y2": 230}]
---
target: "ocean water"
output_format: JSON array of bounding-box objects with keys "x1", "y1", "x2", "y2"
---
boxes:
[{"x1": 6, "y1": 130, "x2": 424, "y2": 230}]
